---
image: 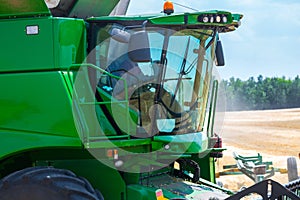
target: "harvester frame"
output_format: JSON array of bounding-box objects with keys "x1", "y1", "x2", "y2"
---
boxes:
[{"x1": 4, "y1": 1, "x2": 296, "y2": 200}]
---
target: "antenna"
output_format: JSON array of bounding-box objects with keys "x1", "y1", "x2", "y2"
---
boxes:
[{"x1": 164, "y1": 0, "x2": 199, "y2": 12}]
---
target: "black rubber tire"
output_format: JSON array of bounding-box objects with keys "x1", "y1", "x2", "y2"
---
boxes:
[
  {"x1": 287, "y1": 156, "x2": 299, "y2": 182},
  {"x1": 0, "y1": 166, "x2": 104, "y2": 200}
]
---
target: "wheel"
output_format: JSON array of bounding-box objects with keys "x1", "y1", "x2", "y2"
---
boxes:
[
  {"x1": 287, "y1": 156, "x2": 299, "y2": 182},
  {"x1": 0, "y1": 166, "x2": 104, "y2": 200}
]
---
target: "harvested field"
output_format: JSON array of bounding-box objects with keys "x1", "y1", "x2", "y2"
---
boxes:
[{"x1": 215, "y1": 108, "x2": 300, "y2": 191}]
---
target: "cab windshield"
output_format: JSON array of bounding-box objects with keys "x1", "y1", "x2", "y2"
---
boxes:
[{"x1": 92, "y1": 23, "x2": 215, "y2": 136}]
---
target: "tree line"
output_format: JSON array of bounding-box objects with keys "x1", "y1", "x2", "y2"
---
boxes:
[{"x1": 221, "y1": 75, "x2": 300, "y2": 111}]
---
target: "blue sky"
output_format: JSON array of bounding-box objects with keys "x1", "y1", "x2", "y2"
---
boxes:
[{"x1": 127, "y1": 0, "x2": 300, "y2": 80}]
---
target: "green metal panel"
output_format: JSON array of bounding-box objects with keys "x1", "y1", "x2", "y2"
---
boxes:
[
  {"x1": 0, "y1": 71, "x2": 77, "y2": 137},
  {"x1": 0, "y1": 0, "x2": 50, "y2": 19},
  {"x1": 192, "y1": 154, "x2": 217, "y2": 183},
  {"x1": 87, "y1": 15, "x2": 156, "y2": 22},
  {"x1": 0, "y1": 17, "x2": 86, "y2": 72},
  {"x1": 0, "y1": 17, "x2": 55, "y2": 72},
  {"x1": 127, "y1": 185, "x2": 157, "y2": 200},
  {"x1": 153, "y1": 133, "x2": 208, "y2": 153},
  {"x1": 53, "y1": 18, "x2": 86, "y2": 68},
  {"x1": 86, "y1": 138, "x2": 151, "y2": 148},
  {"x1": 0, "y1": 130, "x2": 81, "y2": 161}
]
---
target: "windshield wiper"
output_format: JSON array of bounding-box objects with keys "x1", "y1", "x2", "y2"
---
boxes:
[
  {"x1": 170, "y1": 37, "x2": 190, "y2": 107},
  {"x1": 182, "y1": 29, "x2": 217, "y2": 75}
]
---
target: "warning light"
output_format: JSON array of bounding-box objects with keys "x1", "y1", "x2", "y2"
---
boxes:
[
  {"x1": 163, "y1": 1, "x2": 174, "y2": 15},
  {"x1": 155, "y1": 189, "x2": 167, "y2": 200},
  {"x1": 107, "y1": 149, "x2": 113, "y2": 158},
  {"x1": 107, "y1": 149, "x2": 119, "y2": 159}
]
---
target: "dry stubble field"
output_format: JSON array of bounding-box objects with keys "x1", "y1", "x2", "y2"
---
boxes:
[{"x1": 215, "y1": 108, "x2": 300, "y2": 191}]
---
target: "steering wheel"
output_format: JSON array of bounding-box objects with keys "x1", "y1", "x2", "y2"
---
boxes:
[{"x1": 130, "y1": 83, "x2": 196, "y2": 135}]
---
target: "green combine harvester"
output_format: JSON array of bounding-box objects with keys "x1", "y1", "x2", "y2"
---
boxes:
[{"x1": 0, "y1": 0, "x2": 299, "y2": 199}]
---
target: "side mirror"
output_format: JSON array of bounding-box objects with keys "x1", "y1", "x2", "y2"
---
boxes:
[
  {"x1": 215, "y1": 40, "x2": 225, "y2": 66},
  {"x1": 128, "y1": 31, "x2": 151, "y2": 62},
  {"x1": 110, "y1": 28, "x2": 130, "y2": 43}
]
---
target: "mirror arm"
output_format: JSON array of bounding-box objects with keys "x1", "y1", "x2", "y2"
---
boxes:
[
  {"x1": 124, "y1": 20, "x2": 148, "y2": 30},
  {"x1": 205, "y1": 28, "x2": 218, "y2": 50}
]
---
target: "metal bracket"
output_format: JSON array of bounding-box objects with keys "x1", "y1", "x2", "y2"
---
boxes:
[{"x1": 226, "y1": 179, "x2": 299, "y2": 200}]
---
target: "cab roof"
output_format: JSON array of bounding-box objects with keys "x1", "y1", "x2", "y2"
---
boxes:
[{"x1": 87, "y1": 11, "x2": 243, "y2": 33}]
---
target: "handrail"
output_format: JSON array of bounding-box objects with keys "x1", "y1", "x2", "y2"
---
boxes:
[
  {"x1": 66, "y1": 63, "x2": 131, "y2": 144},
  {"x1": 67, "y1": 63, "x2": 129, "y2": 103},
  {"x1": 67, "y1": 63, "x2": 127, "y2": 89}
]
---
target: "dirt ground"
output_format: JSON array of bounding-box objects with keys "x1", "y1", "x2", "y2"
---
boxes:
[{"x1": 215, "y1": 108, "x2": 300, "y2": 191}]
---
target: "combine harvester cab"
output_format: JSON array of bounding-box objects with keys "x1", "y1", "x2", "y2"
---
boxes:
[{"x1": 2, "y1": 1, "x2": 295, "y2": 200}]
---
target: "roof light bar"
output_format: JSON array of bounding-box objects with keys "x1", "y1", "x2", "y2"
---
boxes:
[{"x1": 197, "y1": 14, "x2": 229, "y2": 24}]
